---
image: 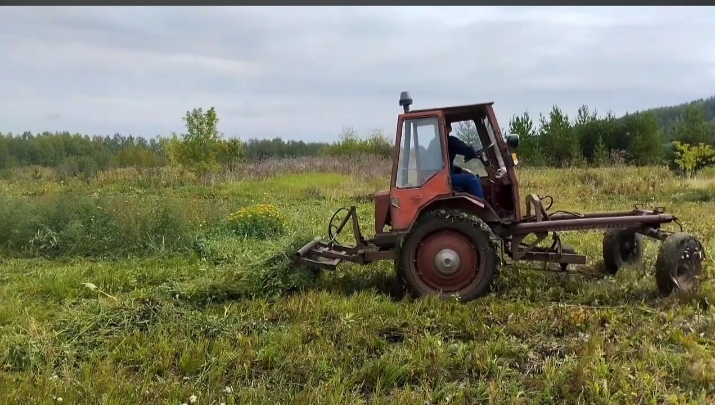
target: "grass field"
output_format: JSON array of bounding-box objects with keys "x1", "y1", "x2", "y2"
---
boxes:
[{"x1": 2, "y1": 156, "x2": 715, "y2": 404}]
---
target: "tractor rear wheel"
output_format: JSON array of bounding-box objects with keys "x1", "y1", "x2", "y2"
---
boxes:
[
  {"x1": 397, "y1": 209, "x2": 498, "y2": 303},
  {"x1": 602, "y1": 229, "x2": 644, "y2": 274},
  {"x1": 655, "y1": 232, "x2": 705, "y2": 296}
]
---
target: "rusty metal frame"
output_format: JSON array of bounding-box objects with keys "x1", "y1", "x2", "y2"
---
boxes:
[
  {"x1": 295, "y1": 206, "x2": 394, "y2": 271},
  {"x1": 326, "y1": 206, "x2": 365, "y2": 246},
  {"x1": 499, "y1": 195, "x2": 678, "y2": 266}
]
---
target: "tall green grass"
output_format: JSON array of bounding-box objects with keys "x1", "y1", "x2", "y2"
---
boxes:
[{"x1": 3, "y1": 157, "x2": 715, "y2": 404}]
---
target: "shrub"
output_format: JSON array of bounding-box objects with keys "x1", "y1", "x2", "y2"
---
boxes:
[
  {"x1": 166, "y1": 107, "x2": 225, "y2": 177},
  {"x1": 227, "y1": 204, "x2": 287, "y2": 239},
  {"x1": 672, "y1": 141, "x2": 715, "y2": 176}
]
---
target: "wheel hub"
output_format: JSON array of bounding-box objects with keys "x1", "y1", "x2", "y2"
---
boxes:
[
  {"x1": 412, "y1": 229, "x2": 482, "y2": 294},
  {"x1": 621, "y1": 234, "x2": 639, "y2": 258},
  {"x1": 677, "y1": 245, "x2": 704, "y2": 279},
  {"x1": 434, "y1": 248, "x2": 461, "y2": 275}
]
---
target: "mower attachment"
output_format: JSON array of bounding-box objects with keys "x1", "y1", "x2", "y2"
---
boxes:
[
  {"x1": 294, "y1": 206, "x2": 393, "y2": 271},
  {"x1": 295, "y1": 237, "x2": 357, "y2": 271}
]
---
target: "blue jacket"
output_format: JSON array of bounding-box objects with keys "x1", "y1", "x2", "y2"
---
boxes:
[{"x1": 447, "y1": 135, "x2": 477, "y2": 173}]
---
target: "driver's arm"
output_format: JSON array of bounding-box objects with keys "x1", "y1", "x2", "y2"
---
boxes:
[{"x1": 448, "y1": 136, "x2": 477, "y2": 160}]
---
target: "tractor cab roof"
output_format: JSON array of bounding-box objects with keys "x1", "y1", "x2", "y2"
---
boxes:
[{"x1": 408, "y1": 102, "x2": 495, "y2": 123}]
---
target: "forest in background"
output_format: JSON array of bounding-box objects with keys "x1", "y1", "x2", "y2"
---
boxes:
[{"x1": 1, "y1": 95, "x2": 714, "y2": 179}]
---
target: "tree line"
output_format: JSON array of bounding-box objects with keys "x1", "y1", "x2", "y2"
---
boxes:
[
  {"x1": 0, "y1": 111, "x2": 394, "y2": 178},
  {"x1": 1, "y1": 96, "x2": 714, "y2": 178},
  {"x1": 502, "y1": 98, "x2": 715, "y2": 172}
]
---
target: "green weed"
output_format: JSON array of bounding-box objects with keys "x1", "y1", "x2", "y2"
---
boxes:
[{"x1": 227, "y1": 204, "x2": 288, "y2": 239}]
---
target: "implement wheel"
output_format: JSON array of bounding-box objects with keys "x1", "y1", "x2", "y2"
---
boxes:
[
  {"x1": 397, "y1": 210, "x2": 498, "y2": 302},
  {"x1": 602, "y1": 229, "x2": 644, "y2": 274},
  {"x1": 655, "y1": 232, "x2": 706, "y2": 296}
]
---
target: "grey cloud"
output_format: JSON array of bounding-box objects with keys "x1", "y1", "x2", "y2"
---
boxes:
[{"x1": 1, "y1": 6, "x2": 714, "y2": 142}]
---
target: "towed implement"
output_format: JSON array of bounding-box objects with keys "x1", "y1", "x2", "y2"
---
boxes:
[{"x1": 295, "y1": 92, "x2": 706, "y2": 302}]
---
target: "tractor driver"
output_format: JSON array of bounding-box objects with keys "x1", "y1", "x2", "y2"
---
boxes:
[{"x1": 446, "y1": 126, "x2": 485, "y2": 200}]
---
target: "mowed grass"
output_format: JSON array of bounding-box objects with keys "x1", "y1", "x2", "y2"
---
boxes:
[{"x1": 3, "y1": 157, "x2": 715, "y2": 404}]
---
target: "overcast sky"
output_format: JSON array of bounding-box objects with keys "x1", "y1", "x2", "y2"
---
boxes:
[{"x1": 1, "y1": 6, "x2": 714, "y2": 143}]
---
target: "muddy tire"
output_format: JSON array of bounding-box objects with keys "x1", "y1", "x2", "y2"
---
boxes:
[
  {"x1": 655, "y1": 232, "x2": 706, "y2": 296},
  {"x1": 384, "y1": 248, "x2": 406, "y2": 301},
  {"x1": 387, "y1": 273, "x2": 407, "y2": 300},
  {"x1": 602, "y1": 229, "x2": 644, "y2": 274},
  {"x1": 396, "y1": 209, "x2": 499, "y2": 303}
]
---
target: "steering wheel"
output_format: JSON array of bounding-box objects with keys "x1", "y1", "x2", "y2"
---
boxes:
[{"x1": 463, "y1": 142, "x2": 494, "y2": 163}]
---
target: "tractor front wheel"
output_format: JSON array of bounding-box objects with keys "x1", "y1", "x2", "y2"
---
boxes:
[{"x1": 397, "y1": 210, "x2": 498, "y2": 303}]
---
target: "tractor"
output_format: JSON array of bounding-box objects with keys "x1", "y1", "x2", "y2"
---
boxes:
[{"x1": 294, "y1": 91, "x2": 706, "y2": 302}]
